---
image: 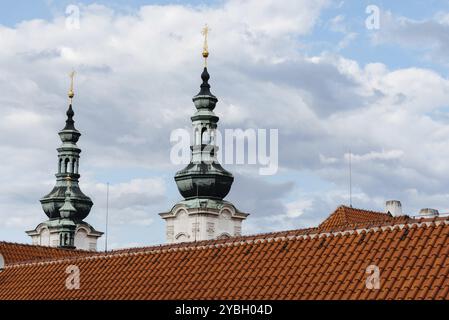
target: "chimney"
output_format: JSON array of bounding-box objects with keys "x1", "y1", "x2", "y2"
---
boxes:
[
  {"x1": 419, "y1": 208, "x2": 439, "y2": 217},
  {"x1": 385, "y1": 200, "x2": 402, "y2": 216}
]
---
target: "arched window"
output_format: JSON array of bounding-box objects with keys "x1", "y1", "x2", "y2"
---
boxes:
[
  {"x1": 217, "y1": 233, "x2": 231, "y2": 240},
  {"x1": 59, "y1": 158, "x2": 63, "y2": 173},
  {"x1": 64, "y1": 158, "x2": 70, "y2": 173},
  {"x1": 194, "y1": 128, "x2": 200, "y2": 145},
  {"x1": 175, "y1": 233, "x2": 189, "y2": 242}
]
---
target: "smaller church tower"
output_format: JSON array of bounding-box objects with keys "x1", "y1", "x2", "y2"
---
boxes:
[
  {"x1": 159, "y1": 26, "x2": 249, "y2": 243},
  {"x1": 27, "y1": 72, "x2": 103, "y2": 250}
]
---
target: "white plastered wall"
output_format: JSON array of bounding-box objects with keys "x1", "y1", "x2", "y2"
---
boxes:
[{"x1": 168, "y1": 206, "x2": 243, "y2": 244}]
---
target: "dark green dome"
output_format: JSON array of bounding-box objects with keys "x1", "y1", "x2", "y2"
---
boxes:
[
  {"x1": 41, "y1": 181, "x2": 93, "y2": 221},
  {"x1": 175, "y1": 162, "x2": 233, "y2": 200}
]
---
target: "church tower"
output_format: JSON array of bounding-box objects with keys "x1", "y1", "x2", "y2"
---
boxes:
[
  {"x1": 160, "y1": 26, "x2": 249, "y2": 243},
  {"x1": 27, "y1": 72, "x2": 103, "y2": 250}
]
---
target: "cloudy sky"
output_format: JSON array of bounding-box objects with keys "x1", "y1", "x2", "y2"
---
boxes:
[{"x1": 1, "y1": 0, "x2": 449, "y2": 249}]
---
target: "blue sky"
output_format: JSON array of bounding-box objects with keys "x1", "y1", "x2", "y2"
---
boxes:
[
  {"x1": 308, "y1": 0, "x2": 449, "y2": 72},
  {"x1": 0, "y1": 0, "x2": 222, "y2": 26},
  {"x1": 1, "y1": 0, "x2": 449, "y2": 249}
]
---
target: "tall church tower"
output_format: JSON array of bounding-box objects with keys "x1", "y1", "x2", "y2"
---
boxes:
[
  {"x1": 160, "y1": 26, "x2": 249, "y2": 243},
  {"x1": 27, "y1": 72, "x2": 103, "y2": 250}
]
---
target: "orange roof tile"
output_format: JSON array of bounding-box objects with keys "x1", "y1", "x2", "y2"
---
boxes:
[
  {"x1": 0, "y1": 241, "x2": 91, "y2": 265},
  {"x1": 1, "y1": 209, "x2": 448, "y2": 300},
  {"x1": 318, "y1": 205, "x2": 412, "y2": 232}
]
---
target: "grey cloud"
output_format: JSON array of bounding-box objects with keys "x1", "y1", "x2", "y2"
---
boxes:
[
  {"x1": 373, "y1": 12, "x2": 449, "y2": 65},
  {"x1": 113, "y1": 192, "x2": 166, "y2": 209},
  {"x1": 242, "y1": 59, "x2": 367, "y2": 117},
  {"x1": 18, "y1": 48, "x2": 62, "y2": 61},
  {"x1": 227, "y1": 173, "x2": 294, "y2": 217},
  {"x1": 78, "y1": 64, "x2": 113, "y2": 74}
]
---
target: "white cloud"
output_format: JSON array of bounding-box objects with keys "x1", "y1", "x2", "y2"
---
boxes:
[
  {"x1": 345, "y1": 149, "x2": 404, "y2": 163},
  {"x1": 286, "y1": 198, "x2": 313, "y2": 218},
  {"x1": 329, "y1": 14, "x2": 346, "y2": 33},
  {"x1": 319, "y1": 154, "x2": 338, "y2": 164},
  {"x1": 224, "y1": 0, "x2": 329, "y2": 37},
  {"x1": 435, "y1": 12, "x2": 449, "y2": 25},
  {"x1": 336, "y1": 32, "x2": 357, "y2": 50},
  {"x1": 96, "y1": 178, "x2": 166, "y2": 208}
]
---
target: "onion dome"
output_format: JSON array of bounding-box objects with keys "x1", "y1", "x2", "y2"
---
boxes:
[{"x1": 175, "y1": 162, "x2": 234, "y2": 200}]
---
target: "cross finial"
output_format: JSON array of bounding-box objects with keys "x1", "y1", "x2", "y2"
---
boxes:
[
  {"x1": 68, "y1": 70, "x2": 76, "y2": 104},
  {"x1": 201, "y1": 24, "x2": 210, "y2": 67}
]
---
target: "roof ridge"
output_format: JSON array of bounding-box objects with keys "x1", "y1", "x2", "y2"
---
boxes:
[
  {"x1": 6, "y1": 216, "x2": 448, "y2": 269},
  {"x1": 0, "y1": 241, "x2": 87, "y2": 253},
  {"x1": 107, "y1": 226, "x2": 319, "y2": 251},
  {"x1": 338, "y1": 205, "x2": 393, "y2": 216},
  {"x1": 5, "y1": 227, "x2": 319, "y2": 267}
]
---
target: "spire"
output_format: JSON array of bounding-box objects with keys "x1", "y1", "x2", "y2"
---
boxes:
[
  {"x1": 64, "y1": 71, "x2": 77, "y2": 131},
  {"x1": 175, "y1": 25, "x2": 234, "y2": 201},
  {"x1": 195, "y1": 26, "x2": 217, "y2": 104},
  {"x1": 28, "y1": 72, "x2": 103, "y2": 251},
  {"x1": 40, "y1": 71, "x2": 93, "y2": 221}
]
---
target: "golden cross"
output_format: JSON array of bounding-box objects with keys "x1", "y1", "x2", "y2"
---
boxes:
[
  {"x1": 201, "y1": 24, "x2": 210, "y2": 67},
  {"x1": 68, "y1": 70, "x2": 76, "y2": 103}
]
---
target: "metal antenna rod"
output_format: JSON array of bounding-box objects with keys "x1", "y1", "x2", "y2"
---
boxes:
[
  {"x1": 349, "y1": 150, "x2": 353, "y2": 208},
  {"x1": 105, "y1": 182, "x2": 110, "y2": 252}
]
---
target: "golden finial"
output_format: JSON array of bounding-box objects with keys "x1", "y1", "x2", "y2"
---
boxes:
[
  {"x1": 201, "y1": 24, "x2": 210, "y2": 67},
  {"x1": 68, "y1": 70, "x2": 76, "y2": 104}
]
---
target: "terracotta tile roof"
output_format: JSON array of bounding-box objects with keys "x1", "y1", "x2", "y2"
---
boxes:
[
  {"x1": 1, "y1": 210, "x2": 448, "y2": 300},
  {"x1": 0, "y1": 242, "x2": 91, "y2": 265},
  {"x1": 318, "y1": 205, "x2": 412, "y2": 232}
]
